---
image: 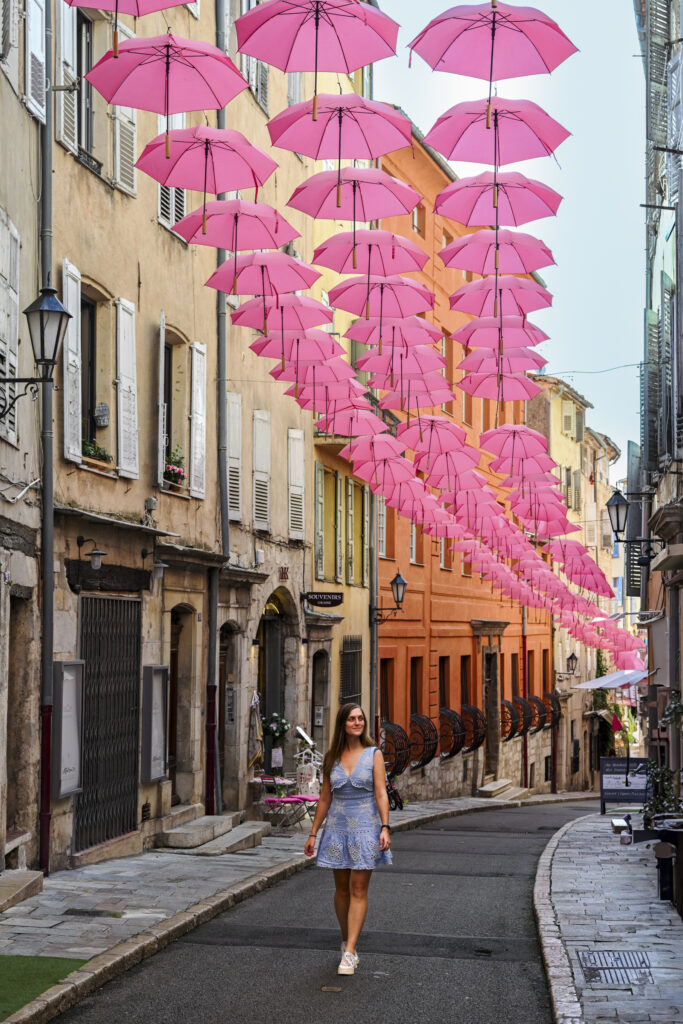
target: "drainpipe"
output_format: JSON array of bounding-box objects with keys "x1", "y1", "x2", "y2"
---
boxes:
[
  {"x1": 369, "y1": 492, "x2": 378, "y2": 741},
  {"x1": 205, "y1": 566, "x2": 220, "y2": 814},
  {"x1": 550, "y1": 620, "x2": 557, "y2": 794},
  {"x1": 521, "y1": 606, "x2": 528, "y2": 789},
  {"x1": 39, "y1": 0, "x2": 55, "y2": 876}
]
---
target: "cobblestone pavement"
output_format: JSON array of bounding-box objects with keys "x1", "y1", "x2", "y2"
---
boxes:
[{"x1": 546, "y1": 812, "x2": 683, "y2": 1024}]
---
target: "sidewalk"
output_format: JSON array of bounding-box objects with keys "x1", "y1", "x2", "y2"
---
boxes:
[
  {"x1": 1, "y1": 791, "x2": 594, "y2": 1023},
  {"x1": 536, "y1": 810, "x2": 683, "y2": 1024}
]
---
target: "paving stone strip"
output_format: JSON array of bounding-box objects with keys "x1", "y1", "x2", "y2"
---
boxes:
[
  {"x1": 1, "y1": 792, "x2": 595, "y2": 1024},
  {"x1": 535, "y1": 811, "x2": 683, "y2": 1024}
]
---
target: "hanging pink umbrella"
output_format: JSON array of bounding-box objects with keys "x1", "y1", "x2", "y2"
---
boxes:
[
  {"x1": 440, "y1": 229, "x2": 554, "y2": 276},
  {"x1": 423, "y1": 97, "x2": 570, "y2": 165},
  {"x1": 435, "y1": 171, "x2": 562, "y2": 226},
  {"x1": 173, "y1": 199, "x2": 298, "y2": 253},
  {"x1": 452, "y1": 315, "x2": 548, "y2": 351},
  {"x1": 457, "y1": 347, "x2": 547, "y2": 373},
  {"x1": 268, "y1": 94, "x2": 412, "y2": 202},
  {"x1": 380, "y1": 375, "x2": 456, "y2": 412},
  {"x1": 85, "y1": 33, "x2": 248, "y2": 153},
  {"x1": 232, "y1": 294, "x2": 333, "y2": 332},
  {"x1": 450, "y1": 275, "x2": 552, "y2": 317},
  {"x1": 135, "y1": 126, "x2": 278, "y2": 232},
  {"x1": 413, "y1": 445, "x2": 480, "y2": 477},
  {"x1": 397, "y1": 415, "x2": 467, "y2": 452},
  {"x1": 481, "y1": 423, "x2": 547, "y2": 458},
  {"x1": 313, "y1": 229, "x2": 428, "y2": 275},
  {"x1": 353, "y1": 456, "x2": 417, "y2": 493},
  {"x1": 206, "y1": 251, "x2": 319, "y2": 298},
  {"x1": 316, "y1": 407, "x2": 386, "y2": 436},
  {"x1": 66, "y1": 0, "x2": 189, "y2": 56},
  {"x1": 359, "y1": 345, "x2": 446, "y2": 380},
  {"x1": 383, "y1": 478, "x2": 429, "y2": 507},
  {"x1": 272, "y1": 360, "x2": 356, "y2": 402},
  {"x1": 288, "y1": 166, "x2": 421, "y2": 225},
  {"x1": 339, "y1": 435, "x2": 405, "y2": 463},
  {"x1": 345, "y1": 316, "x2": 442, "y2": 350},
  {"x1": 236, "y1": 0, "x2": 398, "y2": 118},
  {"x1": 490, "y1": 452, "x2": 556, "y2": 475},
  {"x1": 250, "y1": 330, "x2": 345, "y2": 366},
  {"x1": 329, "y1": 275, "x2": 434, "y2": 320},
  {"x1": 288, "y1": 380, "x2": 366, "y2": 415},
  {"x1": 458, "y1": 372, "x2": 541, "y2": 401}
]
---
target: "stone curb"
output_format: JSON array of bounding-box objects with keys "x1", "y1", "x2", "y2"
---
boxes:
[
  {"x1": 533, "y1": 811, "x2": 598, "y2": 1024},
  {"x1": 3, "y1": 793, "x2": 597, "y2": 1024}
]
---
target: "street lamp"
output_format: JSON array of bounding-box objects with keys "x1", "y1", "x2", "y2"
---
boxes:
[
  {"x1": 567, "y1": 652, "x2": 578, "y2": 676},
  {"x1": 370, "y1": 570, "x2": 407, "y2": 625},
  {"x1": 606, "y1": 489, "x2": 629, "y2": 538},
  {"x1": 77, "y1": 536, "x2": 107, "y2": 571},
  {"x1": 0, "y1": 287, "x2": 71, "y2": 420}
]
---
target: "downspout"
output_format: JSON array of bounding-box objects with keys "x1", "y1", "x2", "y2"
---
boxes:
[
  {"x1": 521, "y1": 606, "x2": 528, "y2": 789},
  {"x1": 39, "y1": 0, "x2": 55, "y2": 875},
  {"x1": 369, "y1": 492, "x2": 378, "y2": 741},
  {"x1": 206, "y1": 0, "x2": 228, "y2": 815}
]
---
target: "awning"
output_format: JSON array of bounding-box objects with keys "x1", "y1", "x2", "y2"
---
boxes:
[{"x1": 572, "y1": 669, "x2": 650, "y2": 690}]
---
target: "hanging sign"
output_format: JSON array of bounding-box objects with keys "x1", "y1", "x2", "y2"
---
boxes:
[
  {"x1": 599, "y1": 756, "x2": 649, "y2": 815},
  {"x1": 304, "y1": 592, "x2": 344, "y2": 608},
  {"x1": 52, "y1": 661, "x2": 84, "y2": 799}
]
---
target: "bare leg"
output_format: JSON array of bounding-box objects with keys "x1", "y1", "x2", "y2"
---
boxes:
[
  {"x1": 333, "y1": 869, "x2": 350, "y2": 945},
  {"x1": 345, "y1": 870, "x2": 372, "y2": 956}
]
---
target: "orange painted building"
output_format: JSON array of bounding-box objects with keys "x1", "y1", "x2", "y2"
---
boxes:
[{"x1": 375, "y1": 121, "x2": 556, "y2": 800}]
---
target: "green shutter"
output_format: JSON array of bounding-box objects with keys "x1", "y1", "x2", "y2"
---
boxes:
[
  {"x1": 346, "y1": 476, "x2": 355, "y2": 585},
  {"x1": 314, "y1": 461, "x2": 324, "y2": 580},
  {"x1": 335, "y1": 471, "x2": 343, "y2": 583},
  {"x1": 362, "y1": 485, "x2": 370, "y2": 587}
]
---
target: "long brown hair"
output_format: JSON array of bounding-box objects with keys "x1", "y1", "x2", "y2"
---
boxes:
[{"x1": 322, "y1": 703, "x2": 373, "y2": 778}]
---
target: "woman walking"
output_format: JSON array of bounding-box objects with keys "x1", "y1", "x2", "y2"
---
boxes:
[{"x1": 304, "y1": 703, "x2": 392, "y2": 976}]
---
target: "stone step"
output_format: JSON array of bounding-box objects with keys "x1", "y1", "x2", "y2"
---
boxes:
[
  {"x1": 159, "y1": 802, "x2": 205, "y2": 832},
  {"x1": 0, "y1": 869, "x2": 43, "y2": 913},
  {"x1": 157, "y1": 812, "x2": 242, "y2": 849},
  {"x1": 477, "y1": 778, "x2": 513, "y2": 799},
  {"x1": 497, "y1": 786, "x2": 530, "y2": 802},
  {"x1": 166, "y1": 821, "x2": 272, "y2": 857}
]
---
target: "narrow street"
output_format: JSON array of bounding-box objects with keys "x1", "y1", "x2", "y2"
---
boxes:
[{"x1": 57, "y1": 802, "x2": 596, "y2": 1024}]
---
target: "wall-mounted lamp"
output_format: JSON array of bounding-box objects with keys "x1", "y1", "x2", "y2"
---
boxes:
[
  {"x1": 77, "y1": 535, "x2": 106, "y2": 571},
  {"x1": 556, "y1": 651, "x2": 579, "y2": 682},
  {"x1": 152, "y1": 560, "x2": 168, "y2": 580},
  {"x1": 370, "y1": 571, "x2": 407, "y2": 626}
]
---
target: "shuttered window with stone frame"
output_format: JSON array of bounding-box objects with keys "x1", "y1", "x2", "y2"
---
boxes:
[
  {"x1": 252, "y1": 409, "x2": 270, "y2": 531},
  {"x1": 287, "y1": 428, "x2": 305, "y2": 540}
]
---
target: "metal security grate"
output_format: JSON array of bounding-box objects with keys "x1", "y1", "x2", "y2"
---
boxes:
[
  {"x1": 340, "y1": 635, "x2": 362, "y2": 707},
  {"x1": 74, "y1": 596, "x2": 141, "y2": 853},
  {"x1": 578, "y1": 950, "x2": 653, "y2": 986}
]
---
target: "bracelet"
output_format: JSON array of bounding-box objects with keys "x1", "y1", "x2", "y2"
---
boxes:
[
  {"x1": 308, "y1": 833, "x2": 317, "y2": 839},
  {"x1": 380, "y1": 824, "x2": 390, "y2": 832}
]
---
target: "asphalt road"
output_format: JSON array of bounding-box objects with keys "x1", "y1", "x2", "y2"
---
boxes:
[{"x1": 60, "y1": 801, "x2": 597, "y2": 1024}]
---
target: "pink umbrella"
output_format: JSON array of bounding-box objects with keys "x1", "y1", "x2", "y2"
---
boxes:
[
  {"x1": 413, "y1": 446, "x2": 480, "y2": 479},
  {"x1": 250, "y1": 330, "x2": 345, "y2": 366},
  {"x1": 452, "y1": 315, "x2": 548, "y2": 351},
  {"x1": 480, "y1": 423, "x2": 547, "y2": 458},
  {"x1": 379, "y1": 375, "x2": 455, "y2": 413},
  {"x1": 268, "y1": 94, "x2": 412, "y2": 202},
  {"x1": 288, "y1": 166, "x2": 421, "y2": 224},
  {"x1": 272, "y1": 360, "x2": 356, "y2": 398},
  {"x1": 450, "y1": 275, "x2": 552, "y2": 317},
  {"x1": 458, "y1": 372, "x2": 541, "y2": 402},
  {"x1": 66, "y1": 0, "x2": 189, "y2": 56},
  {"x1": 173, "y1": 199, "x2": 297, "y2": 254},
  {"x1": 316, "y1": 407, "x2": 386, "y2": 436},
  {"x1": 232, "y1": 294, "x2": 333, "y2": 333},
  {"x1": 435, "y1": 171, "x2": 562, "y2": 226},
  {"x1": 423, "y1": 97, "x2": 570, "y2": 166},
  {"x1": 457, "y1": 348, "x2": 547, "y2": 374},
  {"x1": 288, "y1": 380, "x2": 366, "y2": 415},
  {"x1": 135, "y1": 126, "x2": 278, "y2": 231},
  {"x1": 359, "y1": 345, "x2": 446, "y2": 381},
  {"x1": 345, "y1": 316, "x2": 441, "y2": 352},
  {"x1": 235, "y1": 0, "x2": 398, "y2": 118},
  {"x1": 397, "y1": 415, "x2": 467, "y2": 451},
  {"x1": 354, "y1": 456, "x2": 416, "y2": 493},
  {"x1": 440, "y1": 229, "x2": 554, "y2": 276},
  {"x1": 490, "y1": 453, "x2": 556, "y2": 475},
  {"x1": 313, "y1": 229, "x2": 428, "y2": 275},
  {"x1": 86, "y1": 33, "x2": 248, "y2": 153},
  {"x1": 329, "y1": 275, "x2": 434, "y2": 322},
  {"x1": 206, "y1": 251, "x2": 320, "y2": 299},
  {"x1": 339, "y1": 435, "x2": 405, "y2": 463}
]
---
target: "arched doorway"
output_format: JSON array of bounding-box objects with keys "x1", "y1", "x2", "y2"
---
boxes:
[
  {"x1": 169, "y1": 604, "x2": 194, "y2": 804},
  {"x1": 311, "y1": 649, "x2": 330, "y2": 753},
  {"x1": 256, "y1": 588, "x2": 300, "y2": 769}
]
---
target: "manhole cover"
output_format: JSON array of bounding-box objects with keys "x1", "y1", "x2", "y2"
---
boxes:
[{"x1": 578, "y1": 950, "x2": 653, "y2": 985}]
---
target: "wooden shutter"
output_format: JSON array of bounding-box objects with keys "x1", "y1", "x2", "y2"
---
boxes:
[
  {"x1": 362, "y1": 484, "x2": 369, "y2": 587},
  {"x1": 113, "y1": 25, "x2": 137, "y2": 196},
  {"x1": 287, "y1": 72, "x2": 301, "y2": 107},
  {"x1": 189, "y1": 342, "x2": 206, "y2": 498},
  {"x1": 668, "y1": 53, "x2": 682, "y2": 205},
  {"x1": 314, "y1": 461, "x2": 324, "y2": 579},
  {"x1": 345, "y1": 476, "x2": 354, "y2": 584},
  {"x1": 575, "y1": 408, "x2": 584, "y2": 442},
  {"x1": 257, "y1": 59, "x2": 269, "y2": 113},
  {"x1": 572, "y1": 468, "x2": 581, "y2": 512},
  {"x1": 55, "y1": 0, "x2": 77, "y2": 152},
  {"x1": 62, "y1": 258, "x2": 82, "y2": 463},
  {"x1": 287, "y1": 428, "x2": 305, "y2": 540},
  {"x1": 252, "y1": 409, "x2": 270, "y2": 531},
  {"x1": 601, "y1": 509, "x2": 613, "y2": 550},
  {"x1": 158, "y1": 114, "x2": 185, "y2": 225},
  {"x1": 561, "y1": 400, "x2": 574, "y2": 437},
  {"x1": 1, "y1": 0, "x2": 18, "y2": 61},
  {"x1": 157, "y1": 311, "x2": 166, "y2": 485},
  {"x1": 227, "y1": 391, "x2": 242, "y2": 520},
  {"x1": 186, "y1": 0, "x2": 200, "y2": 18},
  {"x1": 642, "y1": 308, "x2": 660, "y2": 470},
  {"x1": 0, "y1": 216, "x2": 19, "y2": 445},
  {"x1": 334, "y1": 470, "x2": 343, "y2": 582},
  {"x1": 115, "y1": 297, "x2": 139, "y2": 479},
  {"x1": 377, "y1": 495, "x2": 386, "y2": 557},
  {"x1": 585, "y1": 502, "x2": 597, "y2": 548},
  {"x1": 24, "y1": 0, "x2": 46, "y2": 123}
]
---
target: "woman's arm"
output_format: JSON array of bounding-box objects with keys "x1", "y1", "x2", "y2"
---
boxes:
[
  {"x1": 304, "y1": 774, "x2": 332, "y2": 857},
  {"x1": 373, "y1": 749, "x2": 391, "y2": 852}
]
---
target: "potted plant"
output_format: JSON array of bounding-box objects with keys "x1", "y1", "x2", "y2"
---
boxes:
[
  {"x1": 164, "y1": 445, "x2": 186, "y2": 491},
  {"x1": 261, "y1": 711, "x2": 291, "y2": 768},
  {"x1": 82, "y1": 438, "x2": 113, "y2": 471}
]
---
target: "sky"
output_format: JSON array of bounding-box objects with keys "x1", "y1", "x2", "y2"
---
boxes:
[{"x1": 374, "y1": 0, "x2": 645, "y2": 481}]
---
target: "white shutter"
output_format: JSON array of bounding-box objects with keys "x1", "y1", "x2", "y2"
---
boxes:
[
  {"x1": 158, "y1": 114, "x2": 185, "y2": 226},
  {"x1": 314, "y1": 461, "x2": 324, "y2": 579},
  {"x1": 62, "y1": 258, "x2": 82, "y2": 463},
  {"x1": 561, "y1": 400, "x2": 575, "y2": 437},
  {"x1": 186, "y1": 0, "x2": 200, "y2": 18},
  {"x1": 572, "y1": 469, "x2": 581, "y2": 512},
  {"x1": 1, "y1": 0, "x2": 18, "y2": 61},
  {"x1": 287, "y1": 428, "x2": 305, "y2": 540},
  {"x1": 0, "y1": 217, "x2": 19, "y2": 445},
  {"x1": 24, "y1": 0, "x2": 46, "y2": 123},
  {"x1": 189, "y1": 342, "x2": 206, "y2": 498},
  {"x1": 257, "y1": 59, "x2": 269, "y2": 113},
  {"x1": 334, "y1": 470, "x2": 343, "y2": 582},
  {"x1": 345, "y1": 476, "x2": 354, "y2": 584},
  {"x1": 158, "y1": 310, "x2": 166, "y2": 486},
  {"x1": 227, "y1": 391, "x2": 242, "y2": 520},
  {"x1": 585, "y1": 502, "x2": 597, "y2": 548},
  {"x1": 55, "y1": 0, "x2": 77, "y2": 153},
  {"x1": 113, "y1": 24, "x2": 137, "y2": 195},
  {"x1": 362, "y1": 484, "x2": 369, "y2": 587},
  {"x1": 252, "y1": 409, "x2": 270, "y2": 531},
  {"x1": 287, "y1": 72, "x2": 301, "y2": 107},
  {"x1": 116, "y1": 297, "x2": 139, "y2": 479}
]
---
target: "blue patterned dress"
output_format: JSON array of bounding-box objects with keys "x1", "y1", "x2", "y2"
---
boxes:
[{"x1": 316, "y1": 746, "x2": 393, "y2": 870}]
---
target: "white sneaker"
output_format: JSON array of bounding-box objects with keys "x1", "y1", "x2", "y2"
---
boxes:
[
  {"x1": 337, "y1": 951, "x2": 359, "y2": 976},
  {"x1": 340, "y1": 942, "x2": 359, "y2": 963}
]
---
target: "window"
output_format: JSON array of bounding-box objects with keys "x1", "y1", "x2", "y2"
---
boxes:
[
  {"x1": 163, "y1": 342, "x2": 173, "y2": 460},
  {"x1": 410, "y1": 522, "x2": 416, "y2": 563},
  {"x1": 351, "y1": 337, "x2": 369, "y2": 387},
  {"x1": 542, "y1": 648, "x2": 549, "y2": 692},
  {"x1": 115, "y1": 297, "x2": 139, "y2": 479},
  {"x1": 253, "y1": 410, "x2": 271, "y2": 530},
  {"x1": 320, "y1": 289, "x2": 334, "y2": 335},
  {"x1": 544, "y1": 755, "x2": 551, "y2": 783},
  {"x1": 340, "y1": 636, "x2": 362, "y2": 706},
  {"x1": 241, "y1": 0, "x2": 268, "y2": 112},
  {"x1": 561, "y1": 399, "x2": 575, "y2": 438},
  {"x1": 287, "y1": 71, "x2": 301, "y2": 107},
  {"x1": 379, "y1": 658, "x2": 392, "y2": 721},
  {"x1": 438, "y1": 656, "x2": 450, "y2": 709},
  {"x1": 527, "y1": 649, "x2": 535, "y2": 696},
  {"x1": 377, "y1": 495, "x2": 386, "y2": 557},
  {"x1": 227, "y1": 392, "x2": 242, "y2": 520},
  {"x1": 188, "y1": 343, "x2": 207, "y2": 498},
  {"x1": 601, "y1": 509, "x2": 613, "y2": 549},
  {"x1": 412, "y1": 204, "x2": 426, "y2": 236},
  {"x1": 159, "y1": 114, "x2": 186, "y2": 229},
  {"x1": 0, "y1": 211, "x2": 19, "y2": 446},
  {"x1": 462, "y1": 374, "x2": 473, "y2": 426},
  {"x1": 461, "y1": 556, "x2": 472, "y2": 578},
  {"x1": 460, "y1": 655, "x2": 470, "y2": 706},
  {"x1": 112, "y1": 25, "x2": 137, "y2": 196},
  {"x1": 410, "y1": 657, "x2": 422, "y2": 715},
  {"x1": 345, "y1": 478, "x2": 369, "y2": 585},
  {"x1": 1, "y1": 0, "x2": 17, "y2": 64},
  {"x1": 315, "y1": 463, "x2": 342, "y2": 581},
  {"x1": 482, "y1": 398, "x2": 492, "y2": 432},
  {"x1": 361, "y1": 62, "x2": 372, "y2": 99},
  {"x1": 439, "y1": 538, "x2": 452, "y2": 570},
  {"x1": 288, "y1": 428, "x2": 305, "y2": 540},
  {"x1": 80, "y1": 296, "x2": 97, "y2": 443},
  {"x1": 511, "y1": 653, "x2": 518, "y2": 697},
  {"x1": 410, "y1": 523, "x2": 424, "y2": 564},
  {"x1": 25, "y1": 0, "x2": 46, "y2": 122},
  {"x1": 76, "y1": 12, "x2": 93, "y2": 153}
]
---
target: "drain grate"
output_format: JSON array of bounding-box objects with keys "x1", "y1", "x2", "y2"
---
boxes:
[{"x1": 578, "y1": 950, "x2": 653, "y2": 985}]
